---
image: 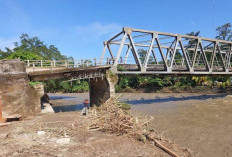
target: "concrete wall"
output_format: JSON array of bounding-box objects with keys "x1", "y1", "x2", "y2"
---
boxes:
[
  {"x1": 89, "y1": 69, "x2": 118, "y2": 106},
  {"x1": 0, "y1": 60, "x2": 43, "y2": 121}
]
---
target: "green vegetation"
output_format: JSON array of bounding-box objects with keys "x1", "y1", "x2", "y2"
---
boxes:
[
  {"x1": 115, "y1": 75, "x2": 231, "y2": 92},
  {"x1": 7, "y1": 50, "x2": 42, "y2": 60},
  {"x1": 117, "y1": 65, "x2": 126, "y2": 71},
  {"x1": 116, "y1": 102, "x2": 131, "y2": 110},
  {"x1": 43, "y1": 79, "x2": 89, "y2": 93},
  {"x1": 0, "y1": 34, "x2": 73, "y2": 60},
  {"x1": 29, "y1": 81, "x2": 44, "y2": 87}
]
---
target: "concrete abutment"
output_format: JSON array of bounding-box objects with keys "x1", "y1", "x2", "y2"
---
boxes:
[{"x1": 0, "y1": 60, "x2": 43, "y2": 122}]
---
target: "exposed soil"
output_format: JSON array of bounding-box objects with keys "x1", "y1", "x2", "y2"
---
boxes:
[{"x1": 0, "y1": 110, "x2": 191, "y2": 157}]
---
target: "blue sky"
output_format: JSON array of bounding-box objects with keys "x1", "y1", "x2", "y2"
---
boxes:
[{"x1": 0, "y1": 0, "x2": 231, "y2": 59}]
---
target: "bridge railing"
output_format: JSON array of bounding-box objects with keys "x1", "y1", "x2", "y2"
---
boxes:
[
  {"x1": 25, "y1": 57, "x2": 226, "y2": 69},
  {"x1": 25, "y1": 58, "x2": 115, "y2": 68},
  {"x1": 119, "y1": 57, "x2": 224, "y2": 67}
]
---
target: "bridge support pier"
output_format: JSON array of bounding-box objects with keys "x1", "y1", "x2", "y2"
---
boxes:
[
  {"x1": 0, "y1": 60, "x2": 43, "y2": 121},
  {"x1": 89, "y1": 69, "x2": 118, "y2": 106}
]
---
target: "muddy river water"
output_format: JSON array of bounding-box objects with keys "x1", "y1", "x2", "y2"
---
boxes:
[{"x1": 48, "y1": 93, "x2": 232, "y2": 157}]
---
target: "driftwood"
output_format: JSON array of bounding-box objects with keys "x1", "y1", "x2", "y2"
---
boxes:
[
  {"x1": 154, "y1": 139, "x2": 179, "y2": 157},
  {"x1": 87, "y1": 98, "x2": 193, "y2": 157},
  {"x1": 146, "y1": 134, "x2": 180, "y2": 157}
]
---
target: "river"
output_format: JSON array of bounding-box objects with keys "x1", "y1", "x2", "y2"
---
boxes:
[{"x1": 48, "y1": 92, "x2": 232, "y2": 157}]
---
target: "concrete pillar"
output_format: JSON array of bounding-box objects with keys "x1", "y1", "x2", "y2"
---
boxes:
[
  {"x1": 0, "y1": 60, "x2": 43, "y2": 120},
  {"x1": 89, "y1": 69, "x2": 118, "y2": 106}
]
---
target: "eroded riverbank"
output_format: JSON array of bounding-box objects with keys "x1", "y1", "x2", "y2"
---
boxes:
[{"x1": 48, "y1": 92, "x2": 232, "y2": 157}]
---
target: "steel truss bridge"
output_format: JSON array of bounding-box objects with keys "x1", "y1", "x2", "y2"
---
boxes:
[{"x1": 26, "y1": 27, "x2": 232, "y2": 77}]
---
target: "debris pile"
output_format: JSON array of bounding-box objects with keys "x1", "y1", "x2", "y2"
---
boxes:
[
  {"x1": 88, "y1": 97, "x2": 193, "y2": 157},
  {"x1": 88, "y1": 99, "x2": 151, "y2": 135}
]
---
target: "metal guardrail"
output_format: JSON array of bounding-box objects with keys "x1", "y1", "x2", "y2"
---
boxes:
[
  {"x1": 25, "y1": 58, "x2": 112, "y2": 68},
  {"x1": 25, "y1": 57, "x2": 230, "y2": 69}
]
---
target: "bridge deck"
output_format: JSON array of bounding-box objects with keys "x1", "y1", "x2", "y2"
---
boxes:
[
  {"x1": 115, "y1": 64, "x2": 232, "y2": 75},
  {"x1": 27, "y1": 65, "x2": 111, "y2": 81}
]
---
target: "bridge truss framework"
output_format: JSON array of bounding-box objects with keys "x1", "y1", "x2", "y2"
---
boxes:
[{"x1": 101, "y1": 27, "x2": 232, "y2": 75}]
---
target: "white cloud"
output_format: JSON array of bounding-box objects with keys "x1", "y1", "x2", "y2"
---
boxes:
[
  {"x1": 75, "y1": 22, "x2": 122, "y2": 40},
  {"x1": 0, "y1": 37, "x2": 18, "y2": 50}
]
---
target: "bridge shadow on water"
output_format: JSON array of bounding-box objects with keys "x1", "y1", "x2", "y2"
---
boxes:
[
  {"x1": 52, "y1": 103, "x2": 83, "y2": 113},
  {"x1": 124, "y1": 94, "x2": 228, "y2": 106}
]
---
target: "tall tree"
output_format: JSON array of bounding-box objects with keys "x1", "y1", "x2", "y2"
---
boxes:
[
  {"x1": 216, "y1": 23, "x2": 232, "y2": 41},
  {"x1": 138, "y1": 49, "x2": 154, "y2": 64},
  {"x1": 185, "y1": 31, "x2": 201, "y2": 48},
  {"x1": 0, "y1": 34, "x2": 71, "y2": 60}
]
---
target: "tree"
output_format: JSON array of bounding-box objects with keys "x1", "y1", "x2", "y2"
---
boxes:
[
  {"x1": 138, "y1": 49, "x2": 154, "y2": 64},
  {"x1": 181, "y1": 31, "x2": 201, "y2": 62},
  {"x1": 216, "y1": 23, "x2": 232, "y2": 41},
  {"x1": 7, "y1": 50, "x2": 42, "y2": 60},
  {"x1": 0, "y1": 33, "x2": 71, "y2": 60},
  {"x1": 185, "y1": 31, "x2": 201, "y2": 48},
  {"x1": 0, "y1": 50, "x2": 10, "y2": 59}
]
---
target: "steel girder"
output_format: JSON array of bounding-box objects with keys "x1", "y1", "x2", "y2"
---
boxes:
[{"x1": 101, "y1": 27, "x2": 232, "y2": 75}]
